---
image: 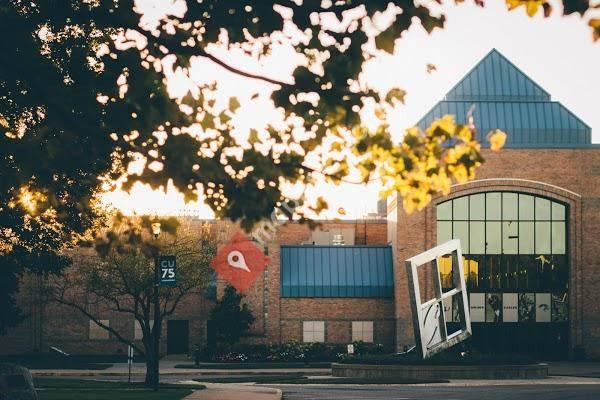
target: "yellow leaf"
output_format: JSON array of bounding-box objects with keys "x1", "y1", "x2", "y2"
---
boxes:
[
  {"x1": 374, "y1": 107, "x2": 386, "y2": 120},
  {"x1": 488, "y1": 129, "x2": 507, "y2": 151},
  {"x1": 590, "y1": 19, "x2": 600, "y2": 41},
  {"x1": 505, "y1": 0, "x2": 544, "y2": 17}
]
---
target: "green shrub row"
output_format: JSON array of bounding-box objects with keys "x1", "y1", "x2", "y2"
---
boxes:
[{"x1": 194, "y1": 341, "x2": 386, "y2": 364}]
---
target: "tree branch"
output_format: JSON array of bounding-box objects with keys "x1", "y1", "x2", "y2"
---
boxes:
[{"x1": 54, "y1": 296, "x2": 145, "y2": 356}]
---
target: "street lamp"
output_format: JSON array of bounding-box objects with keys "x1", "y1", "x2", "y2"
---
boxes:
[{"x1": 151, "y1": 219, "x2": 161, "y2": 391}]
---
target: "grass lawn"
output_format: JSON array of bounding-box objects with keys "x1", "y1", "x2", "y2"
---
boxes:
[
  {"x1": 193, "y1": 375, "x2": 446, "y2": 385},
  {"x1": 34, "y1": 378, "x2": 204, "y2": 390},
  {"x1": 258, "y1": 377, "x2": 448, "y2": 384},
  {"x1": 194, "y1": 374, "x2": 306, "y2": 384},
  {"x1": 0, "y1": 354, "x2": 142, "y2": 370},
  {"x1": 34, "y1": 378, "x2": 204, "y2": 400},
  {"x1": 37, "y1": 388, "x2": 193, "y2": 400}
]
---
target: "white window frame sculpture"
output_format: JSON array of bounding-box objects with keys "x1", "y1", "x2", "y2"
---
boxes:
[{"x1": 405, "y1": 239, "x2": 472, "y2": 359}]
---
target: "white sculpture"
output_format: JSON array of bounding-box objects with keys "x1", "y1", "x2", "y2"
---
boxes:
[{"x1": 405, "y1": 239, "x2": 472, "y2": 359}]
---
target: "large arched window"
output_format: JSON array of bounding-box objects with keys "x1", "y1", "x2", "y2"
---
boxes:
[{"x1": 436, "y1": 192, "x2": 568, "y2": 325}]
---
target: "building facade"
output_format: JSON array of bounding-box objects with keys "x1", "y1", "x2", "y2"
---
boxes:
[
  {"x1": 2, "y1": 49, "x2": 599, "y2": 359},
  {"x1": 392, "y1": 49, "x2": 600, "y2": 358}
]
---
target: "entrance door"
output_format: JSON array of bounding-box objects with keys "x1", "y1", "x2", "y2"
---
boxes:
[{"x1": 167, "y1": 320, "x2": 189, "y2": 354}]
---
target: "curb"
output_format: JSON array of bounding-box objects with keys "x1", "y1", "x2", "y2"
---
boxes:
[
  {"x1": 31, "y1": 370, "x2": 328, "y2": 377},
  {"x1": 183, "y1": 384, "x2": 282, "y2": 400}
]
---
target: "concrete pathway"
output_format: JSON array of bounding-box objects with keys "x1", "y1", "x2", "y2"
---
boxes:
[
  {"x1": 183, "y1": 383, "x2": 281, "y2": 400},
  {"x1": 30, "y1": 356, "x2": 330, "y2": 377}
]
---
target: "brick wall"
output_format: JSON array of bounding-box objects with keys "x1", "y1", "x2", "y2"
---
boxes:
[
  {"x1": 2, "y1": 218, "x2": 392, "y2": 355},
  {"x1": 390, "y1": 148, "x2": 600, "y2": 357},
  {"x1": 228, "y1": 220, "x2": 394, "y2": 349}
]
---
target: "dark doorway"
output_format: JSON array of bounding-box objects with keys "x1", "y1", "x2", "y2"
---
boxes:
[{"x1": 167, "y1": 320, "x2": 189, "y2": 354}]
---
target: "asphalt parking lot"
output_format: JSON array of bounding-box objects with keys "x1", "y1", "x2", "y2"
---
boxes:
[{"x1": 276, "y1": 382, "x2": 600, "y2": 400}]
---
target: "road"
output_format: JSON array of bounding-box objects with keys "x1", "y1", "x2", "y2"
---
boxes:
[{"x1": 276, "y1": 383, "x2": 600, "y2": 400}]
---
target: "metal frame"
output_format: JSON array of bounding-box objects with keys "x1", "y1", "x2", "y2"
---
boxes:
[{"x1": 405, "y1": 239, "x2": 472, "y2": 359}]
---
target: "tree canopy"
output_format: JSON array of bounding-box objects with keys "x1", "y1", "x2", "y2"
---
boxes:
[
  {"x1": 0, "y1": 0, "x2": 596, "y2": 330},
  {"x1": 52, "y1": 217, "x2": 214, "y2": 385}
]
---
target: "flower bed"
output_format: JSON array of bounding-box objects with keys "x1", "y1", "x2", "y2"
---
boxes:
[{"x1": 194, "y1": 341, "x2": 386, "y2": 364}]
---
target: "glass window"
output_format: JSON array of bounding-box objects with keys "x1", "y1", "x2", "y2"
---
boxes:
[
  {"x1": 469, "y1": 222, "x2": 485, "y2": 254},
  {"x1": 535, "y1": 221, "x2": 551, "y2": 254},
  {"x1": 519, "y1": 222, "x2": 535, "y2": 254},
  {"x1": 535, "y1": 197, "x2": 551, "y2": 220},
  {"x1": 303, "y1": 321, "x2": 325, "y2": 343},
  {"x1": 453, "y1": 197, "x2": 469, "y2": 220},
  {"x1": 486, "y1": 193, "x2": 502, "y2": 220},
  {"x1": 486, "y1": 222, "x2": 501, "y2": 254},
  {"x1": 502, "y1": 255, "x2": 519, "y2": 290},
  {"x1": 436, "y1": 192, "x2": 568, "y2": 297},
  {"x1": 519, "y1": 194, "x2": 535, "y2": 220},
  {"x1": 486, "y1": 256, "x2": 501, "y2": 290},
  {"x1": 437, "y1": 221, "x2": 452, "y2": 245},
  {"x1": 552, "y1": 203, "x2": 566, "y2": 221},
  {"x1": 520, "y1": 256, "x2": 538, "y2": 291},
  {"x1": 437, "y1": 201, "x2": 452, "y2": 220},
  {"x1": 502, "y1": 221, "x2": 518, "y2": 254},
  {"x1": 469, "y1": 194, "x2": 485, "y2": 220},
  {"x1": 352, "y1": 321, "x2": 374, "y2": 343},
  {"x1": 552, "y1": 222, "x2": 566, "y2": 255},
  {"x1": 464, "y1": 256, "x2": 481, "y2": 289},
  {"x1": 437, "y1": 255, "x2": 453, "y2": 289},
  {"x1": 502, "y1": 193, "x2": 518, "y2": 220},
  {"x1": 550, "y1": 256, "x2": 569, "y2": 292},
  {"x1": 453, "y1": 221, "x2": 469, "y2": 253}
]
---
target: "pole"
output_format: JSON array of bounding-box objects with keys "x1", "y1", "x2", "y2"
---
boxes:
[
  {"x1": 128, "y1": 344, "x2": 132, "y2": 384},
  {"x1": 153, "y1": 255, "x2": 160, "y2": 391}
]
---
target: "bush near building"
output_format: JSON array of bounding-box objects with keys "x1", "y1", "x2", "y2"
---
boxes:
[{"x1": 194, "y1": 341, "x2": 386, "y2": 364}]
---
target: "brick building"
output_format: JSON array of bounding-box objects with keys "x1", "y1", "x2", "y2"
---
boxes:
[{"x1": 2, "y1": 49, "x2": 599, "y2": 359}]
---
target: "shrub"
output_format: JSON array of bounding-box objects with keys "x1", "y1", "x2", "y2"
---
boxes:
[
  {"x1": 210, "y1": 286, "x2": 255, "y2": 347},
  {"x1": 352, "y1": 341, "x2": 386, "y2": 356},
  {"x1": 194, "y1": 341, "x2": 364, "y2": 363}
]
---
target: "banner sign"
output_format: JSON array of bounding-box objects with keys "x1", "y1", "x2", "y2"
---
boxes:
[{"x1": 158, "y1": 255, "x2": 176, "y2": 286}]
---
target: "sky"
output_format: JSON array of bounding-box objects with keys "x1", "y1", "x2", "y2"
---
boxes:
[{"x1": 103, "y1": 0, "x2": 600, "y2": 220}]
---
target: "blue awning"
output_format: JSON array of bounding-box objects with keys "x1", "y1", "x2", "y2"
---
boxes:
[{"x1": 280, "y1": 246, "x2": 394, "y2": 298}]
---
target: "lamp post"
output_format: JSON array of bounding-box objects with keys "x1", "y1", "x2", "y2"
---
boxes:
[{"x1": 151, "y1": 220, "x2": 161, "y2": 392}]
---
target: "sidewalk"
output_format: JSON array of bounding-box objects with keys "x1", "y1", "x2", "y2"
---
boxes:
[
  {"x1": 29, "y1": 359, "x2": 600, "y2": 379},
  {"x1": 30, "y1": 356, "x2": 331, "y2": 377},
  {"x1": 183, "y1": 383, "x2": 281, "y2": 400}
]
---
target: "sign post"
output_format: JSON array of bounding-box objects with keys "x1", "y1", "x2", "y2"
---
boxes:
[
  {"x1": 127, "y1": 344, "x2": 133, "y2": 384},
  {"x1": 158, "y1": 255, "x2": 177, "y2": 286}
]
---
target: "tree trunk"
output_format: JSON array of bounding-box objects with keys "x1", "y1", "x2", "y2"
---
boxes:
[
  {"x1": 144, "y1": 355, "x2": 158, "y2": 387},
  {"x1": 143, "y1": 338, "x2": 157, "y2": 388}
]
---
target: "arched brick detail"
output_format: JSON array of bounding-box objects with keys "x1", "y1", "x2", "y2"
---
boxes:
[{"x1": 426, "y1": 178, "x2": 583, "y2": 353}]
